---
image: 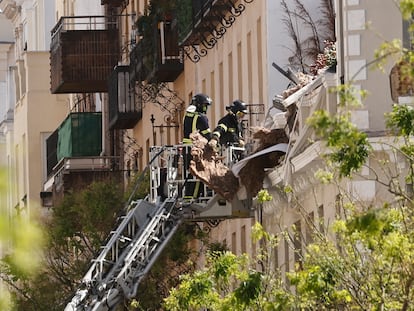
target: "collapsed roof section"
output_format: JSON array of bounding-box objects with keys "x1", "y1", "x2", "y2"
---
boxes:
[{"x1": 188, "y1": 69, "x2": 338, "y2": 200}]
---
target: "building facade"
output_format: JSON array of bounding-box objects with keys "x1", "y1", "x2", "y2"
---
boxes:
[
  {"x1": 262, "y1": 0, "x2": 408, "y2": 278},
  {"x1": 2, "y1": 0, "x2": 409, "y2": 304},
  {"x1": 0, "y1": 8, "x2": 14, "y2": 216},
  {"x1": 0, "y1": 0, "x2": 68, "y2": 217}
]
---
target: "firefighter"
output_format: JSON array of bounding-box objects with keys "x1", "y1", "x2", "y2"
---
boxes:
[
  {"x1": 183, "y1": 93, "x2": 212, "y2": 144},
  {"x1": 182, "y1": 93, "x2": 212, "y2": 201},
  {"x1": 208, "y1": 99, "x2": 248, "y2": 149}
]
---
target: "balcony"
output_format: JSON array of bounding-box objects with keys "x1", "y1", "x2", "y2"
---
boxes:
[
  {"x1": 108, "y1": 65, "x2": 142, "y2": 129},
  {"x1": 56, "y1": 112, "x2": 103, "y2": 160},
  {"x1": 43, "y1": 156, "x2": 122, "y2": 205},
  {"x1": 50, "y1": 16, "x2": 120, "y2": 94},
  {"x1": 262, "y1": 71, "x2": 338, "y2": 198},
  {"x1": 45, "y1": 112, "x2": 104, "y2": 177},
  {"x1": 130, "y1": 5, "x2": 183, "y2": 83},
  {"x1": 44, "y1": 112, "x2": 122, "y2": 202},
  {"x1": 177, "y1": 0, "x2": 254, "y2": 62}
]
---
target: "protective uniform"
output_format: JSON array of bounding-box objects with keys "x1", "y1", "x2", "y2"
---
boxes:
[
  {"x1": 211, "y1": 100, "x2": 247, "y2": 146},
  {"x1": 182, "y1": 93, "x2": 212, "y2": 201},
  {"x1": 183, "y1": 93, "x2": 212, "y2": 144}
]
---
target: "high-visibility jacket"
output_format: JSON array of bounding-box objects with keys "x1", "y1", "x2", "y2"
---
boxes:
[
  {"x1": 183, "y1": 106, "x2": 211, "y2": 144},
  {"x1": 212, "y1": 113, "x2": 243, "y2": 145}
]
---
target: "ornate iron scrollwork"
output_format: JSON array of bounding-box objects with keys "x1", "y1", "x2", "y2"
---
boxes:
[
  {"x1": 182, "y1": 0, "x2": 255, "y2": 63},
  {"x1": 196, "y1": 219, "x2": 222, "y2": 234},
  {"x1": 182, "y1": 44, "x2": 208, "y2": 63},
  {"x1": 138, "y1": 82, "x2": 184, "y2": 117}
]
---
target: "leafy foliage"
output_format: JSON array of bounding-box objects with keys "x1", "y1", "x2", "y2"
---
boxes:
[
  {"x1": 7, "y1": 180, "x2": 123, "y2": 311},
  {"x1": 308, "y1": 108, "x2": 371, "y2": 177},
  {"x1": 164, "y1": 223, "x2": 291, "y2": 311},
  {"x1": 0, "y1": 169, "x2": 44, "y2": 311}
]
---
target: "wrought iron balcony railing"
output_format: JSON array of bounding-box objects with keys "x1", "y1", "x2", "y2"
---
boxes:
[
  {"x1": 130, "y1": 12, "x2": 183, "y2": 83},
  {"x1": 50, "y1": 15, "x2": 120, "y2": 94},
  {"x1": 108, "y1": 65, "x2": 142, "y2": 129},
  {"x1": 177, "y1": 0, "x2": 255, "y2": 62}
]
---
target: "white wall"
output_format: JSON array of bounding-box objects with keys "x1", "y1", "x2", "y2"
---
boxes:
[
  {"x1": 0, "y1": 13, "x2": 14, "y2": 124},
  {"x1": 73, "y1": 0, "x2": 104, "y2": 16},
  {"x1": 0, "y1": 13, "x2": 14, "y2": 42}
]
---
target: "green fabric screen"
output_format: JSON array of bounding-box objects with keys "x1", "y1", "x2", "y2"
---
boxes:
[{"x1": 57, "y1": 112, "x2": 102, "y2": 161}]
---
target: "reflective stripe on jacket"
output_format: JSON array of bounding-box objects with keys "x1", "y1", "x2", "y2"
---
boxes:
[
  {"x1": 212, "y1": 113, "x2": 242, "y2": 145},
  {"x1": 183, "y1": 110, "x2": 211, "y2": 144}
]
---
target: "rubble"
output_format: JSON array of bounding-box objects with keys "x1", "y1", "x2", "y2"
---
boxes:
[
  {"x1": 188, "y1": 132, "x2": 239, "y2": 201},
  {"x1": 188, "y1": 71, "x2": 316, "y2": 200},
  {"x1": 238, "y1": 128, "x2": 289, "y2": 197},
  {"x1": 188, "y1": 127, "x2": 289, "y2": 200},
  {"x1": 281, "y1": 72, "x2": 314, "y2": 98}
]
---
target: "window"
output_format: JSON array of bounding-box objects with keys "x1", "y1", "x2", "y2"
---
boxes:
[
  {"x1": 237, "y1": 42, "x2": 242, "y2": 98},
  {"x1": 241, "y1": 225, "x2": 246, "y2": 253},
  {"x1": 228, "y1": 52, "x2": 233, "y2": 103},
  {"x1": 247, "y1": 32, "x2": 253, "y2": 103},
  {"x1": 231, "y1": 232, "x2": 237, "y2": 254},
  {"x1": 202, "y1": 78, "x2": 206, "y2": 94},
  {"x1": 284, "y1": 237, "x2": 290, "y2": 273},
  {"x1": 318, "y1": 204, "x2": 324, "y2": 233},
  {"x1": 293, "y1": 220, "x2": 302, "y2": 267},
  {"x1": 273, "y1": 244, "x2": 279, "y2": 269},
  {"x1": 305, "y1": 212, "x2": 314, "y2": 244},
  {"x1": 335, "y1": 194, "x2": 342, "y2": 218},
  {"x1": 403, "y1": 18, "x2": 413, "y2": 50},
  {"x1": 210, "y1": 70, "x2": 215, "y2": 126},
  {"x1": 257, "y1": 17, "x2": 263, "y2": 106}
]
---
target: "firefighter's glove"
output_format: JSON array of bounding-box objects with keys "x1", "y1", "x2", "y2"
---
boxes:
[
  {"x1": 208, "y1": 138, "x2": 218, "y2": 148},
  {"x1": 238, "y1": 139, "x2": 245, "y2": 147},
  {"x1": 208, "y1": 137, "x2": 219, "y2": 151}
]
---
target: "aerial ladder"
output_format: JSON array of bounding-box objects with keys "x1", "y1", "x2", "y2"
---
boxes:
[{"x1": 64, "y1": 144, "x2": 253, "y2": 311}]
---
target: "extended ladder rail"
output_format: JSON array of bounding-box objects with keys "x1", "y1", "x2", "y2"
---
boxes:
[
  {"x1": 64, "y1": 146, "x2": 181, "y2": 311},
  {"x1": 115, "y1": 198, "x2": 180, "y2": 299},
  {"x1": 65, "y1": 198, "x2": 181, "y2": 311},
  {"x1": 64, "y1": 144, "x2": 253, "y2": 311}
]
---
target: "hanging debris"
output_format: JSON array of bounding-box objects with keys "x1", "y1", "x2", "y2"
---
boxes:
[
  {"x1": 188, "y1": 132, "x2": 239, "y2": 201},
  {"x1": 188, "y1": 127, "x2": 289, "y2": 200},
  {"x1": 238, "y1": 128, "x2": 289, "y2": 197}
]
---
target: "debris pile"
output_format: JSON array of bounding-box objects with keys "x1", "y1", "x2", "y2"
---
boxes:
[
  {"x1": 188, "y1": 127, "x2": 289, "y2": 200},
  {"x1": 281, "y1": 72, "x2": 314, "y2": 98},
  {"x1": 188, "y1": 70, "x2": 319, "y2": 200},
  {"x1": 238, "y1": 127, "x2": 289, "y2": 197},
  {"x1": 188, "y1": 132, "x2": 239, "y2": 201}
]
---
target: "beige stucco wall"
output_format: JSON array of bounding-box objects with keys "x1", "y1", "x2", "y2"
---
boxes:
[
  {"x1": 182, "y1": 0, "x2": 267, "y2": 132},
  {"x1": 175, "y1": 1, "x2": 268, "y2": 258},
  {"x1": 12, "y1": 51, "x2": 67, "y2": 213},
  {"x1": 0, "y1": 43, "x2": 14, "y2": 169}
]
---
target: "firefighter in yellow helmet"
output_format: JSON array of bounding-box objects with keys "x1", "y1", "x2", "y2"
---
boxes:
[
  {"x1": 182, "y1": 93, "x2": 212, "y2": 201},
  {"x1": 183, "y1": 93, "x2": 212, "y2": 144}
]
